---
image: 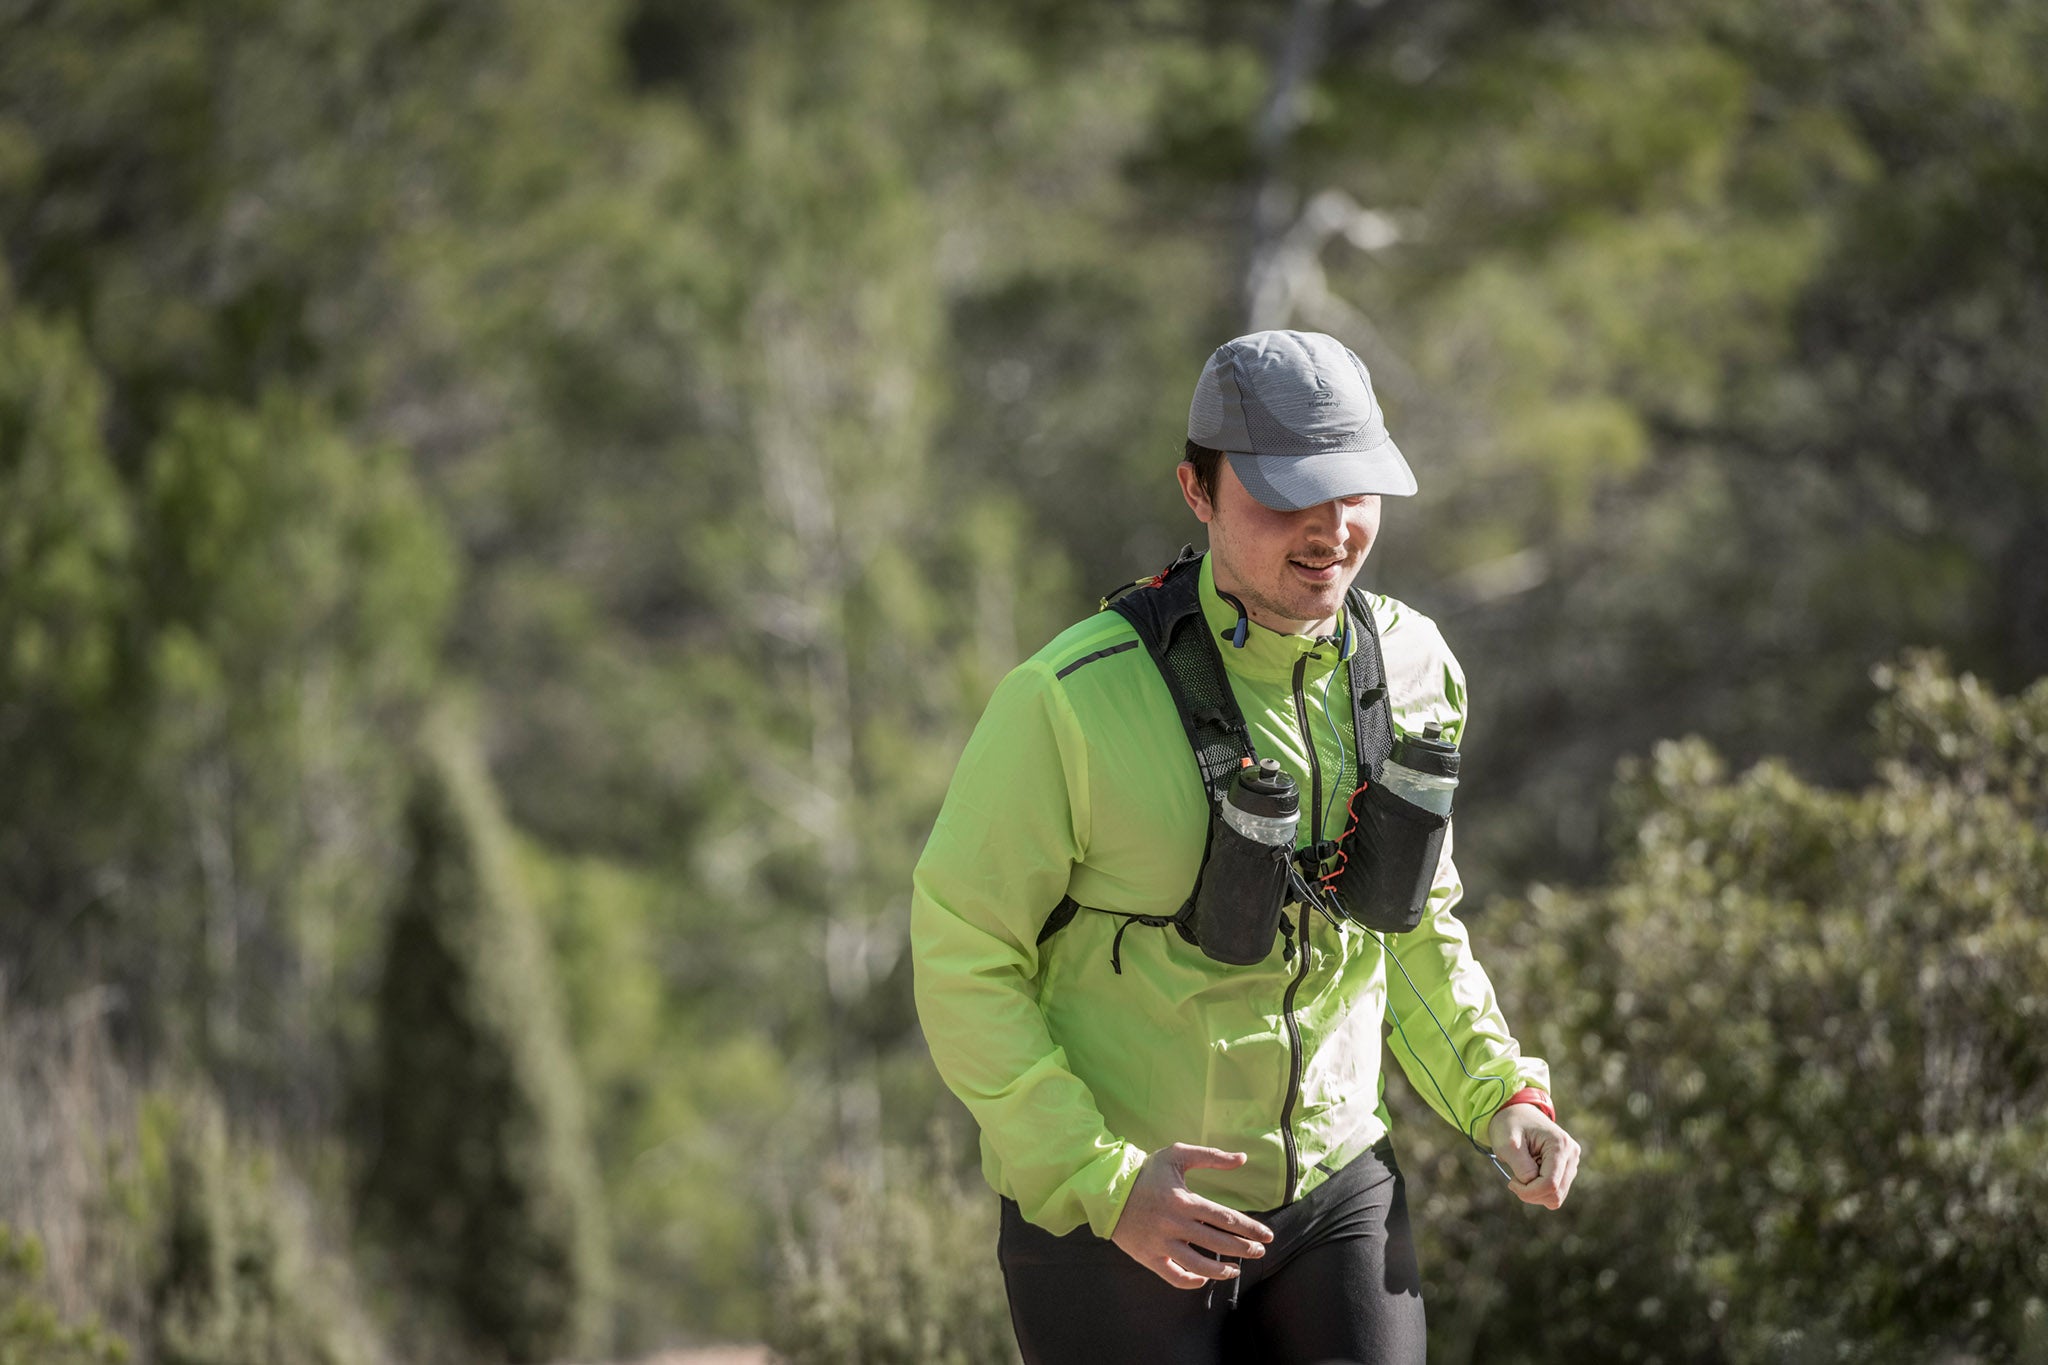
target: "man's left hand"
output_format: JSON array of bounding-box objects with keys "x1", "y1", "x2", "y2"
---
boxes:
[{"x1": 1488, "y1": 1103, "x2": 1581, "y2": 1210}]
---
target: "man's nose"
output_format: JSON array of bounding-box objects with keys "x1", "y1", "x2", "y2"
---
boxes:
[{"x1": 1302, "y1": 499, "x2": 1349, "y2": 547}]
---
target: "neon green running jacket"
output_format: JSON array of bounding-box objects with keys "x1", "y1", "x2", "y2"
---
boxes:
[{"x1": 911, "y1": 554, "x2": 1549, "y2": 1237}]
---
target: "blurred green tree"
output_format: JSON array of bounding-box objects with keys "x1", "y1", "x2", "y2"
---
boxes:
[
  {"x1": 0, "y1": 299, "x2": 141, "y2": 1004},
  {"x1": 135, "y1": 391, "x2": 455, "y2": 1115},
  {"x1": 1256, "y1": 0, "x2": 2048, "y2": 895},
  {"x1": 359, "y1": 712, "x2": 609, "y2": 1364}
]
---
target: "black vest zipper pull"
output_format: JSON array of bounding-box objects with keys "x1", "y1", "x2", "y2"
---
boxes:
[{"x1": 1279, "y1": 915, "x2": 1297, "y2": 965}]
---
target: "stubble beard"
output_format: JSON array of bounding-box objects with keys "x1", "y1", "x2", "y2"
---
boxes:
[
  {"x1": 1219, "y1": 543, "x2": 1364, "y2": 633},
  {"x1": 1237, "y1": 573, "x2": 1354, "y2": 631}
]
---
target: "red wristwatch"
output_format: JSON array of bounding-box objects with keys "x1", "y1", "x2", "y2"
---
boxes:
[{"x1": 1498, "y1": 1086, "x2": 1555, "y2": 1122}]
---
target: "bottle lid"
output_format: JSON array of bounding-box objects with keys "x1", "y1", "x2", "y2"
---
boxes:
[
  {"x1": 1391, "y1": 724, "x2": 1460, "y2": 778},
  {"x1": 1231, "y1": 757, "x2": 1299, "y2": 817}
]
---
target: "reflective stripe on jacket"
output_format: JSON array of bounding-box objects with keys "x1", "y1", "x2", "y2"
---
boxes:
[{"x1": 911, "y1": 554, "x2": 1549, "y2": 1237}]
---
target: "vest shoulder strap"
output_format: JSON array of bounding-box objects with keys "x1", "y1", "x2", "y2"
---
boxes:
[
  {"x1": 1106, "y1": 545, "x2": 1255, "y2": 798},
  {"x1": 1343, "y1": 584, "x2": 1396, "y2": 782}
]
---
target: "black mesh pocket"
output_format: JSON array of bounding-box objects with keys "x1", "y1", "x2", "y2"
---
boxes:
[{"x1": 1332, "y1": 781, "x2": 1449, "y2": 933}]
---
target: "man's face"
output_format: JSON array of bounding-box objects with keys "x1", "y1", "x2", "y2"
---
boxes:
[{"x1": 1176, "y1": 458, "x2": 1381, "y2": 634}]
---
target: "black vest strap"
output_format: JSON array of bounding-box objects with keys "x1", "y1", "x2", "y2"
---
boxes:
[
  {"x1": 1342, "y1": 581, "x2": 1396, "y2": 784},
  {"x1": 1036, "y1": 895, "x2": 1080, "y2": 944},
  {"x1": 1107, "y1": 545, "x2": 1255, "y2": 799}
]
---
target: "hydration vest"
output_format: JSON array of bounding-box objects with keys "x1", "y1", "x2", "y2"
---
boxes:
[{"x1": 1037, "y1": 545, "x2": 1398, "y2": 961}]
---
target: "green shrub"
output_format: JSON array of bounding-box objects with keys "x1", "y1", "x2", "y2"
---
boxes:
[
  {"x1": 142, "y1": 1096, "x2": 363, "y2": 1365},
  {"x1": 1406, "y1": 654, "x2": 2048, "y2": 1364},
  {"x1": 769, "y1": 1141, "x2": 1019, "y2": 1365},
  {"x1": 358, "y1": 714, "x2": 609, "y2": 1363},
  {"x1": 0, "y1": 1222, "x2": 128, "y2": 1365},
  {"x1": 0, "y1": 998, "x2": 373, "y2": 1365}
]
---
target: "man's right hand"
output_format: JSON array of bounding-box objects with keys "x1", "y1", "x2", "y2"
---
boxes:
[{"x1": 1109, "y1": 1143, "x2": 1276, "y2": 1289}]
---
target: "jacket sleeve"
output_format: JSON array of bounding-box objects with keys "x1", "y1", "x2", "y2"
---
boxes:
[
  {"x1": 910, "y1": 658, "x2": 1149, "y2": 1237},
  {"x1": 1380, "y1": 651, "x2": 1551, "y2": 1144},
  {"x1": 1382, "y1": 826, "x2": 1551, "y2": 1144}
]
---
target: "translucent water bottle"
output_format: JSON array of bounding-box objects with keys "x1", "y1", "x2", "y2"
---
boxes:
[
  {"x1": 1377, "y1": 722, "x2": 1459, "y2": 817},
  {"x1": 1222, "y1": 758, "x2": 1300, "y2": 846}
]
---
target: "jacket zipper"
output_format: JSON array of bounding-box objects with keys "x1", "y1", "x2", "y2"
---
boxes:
[
  {"x1": 1278, "y1": 905, "x2": 1312, "y2": 1201},
  {"x1": 1279, "y1": 651, "x2": 1325, "y2": 1203}
]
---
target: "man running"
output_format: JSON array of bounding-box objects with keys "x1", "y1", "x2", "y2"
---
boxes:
[{"x1": 912, "y1": 329, "x2": 1579, "y2": 1363}]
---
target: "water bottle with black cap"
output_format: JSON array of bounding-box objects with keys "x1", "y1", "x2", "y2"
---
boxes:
[{"x1": 1376, "y1": 722, "x2": 1459, "y2": 818}]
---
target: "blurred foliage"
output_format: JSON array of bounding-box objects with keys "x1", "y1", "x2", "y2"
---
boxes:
[
  {"x1": 142, "y1": 1096, "x2": 364, "y2": 1365},
  {"x1": 1188, "y1": 0, "x2": 2048, "y2": 899},
  {"x1": 1395, "y1": 654, "x2": 2048, "y2": 1363},
  {"x1": 768, "y1": 1140, "x2": 1019, "y2": 1365},
  {"x1": 3, "y1": 0, "x2": 2046, "y2": 1355},
  {"x1": 0, "y1": 294, "x2": 456, "y2": 1126},
  {"x1": 359, "y1": 716, "x2": 608, "y2": 1363},
  {"x1": 0, "y1": 1223, "x2": 129, "y2": 1365},
  {"x1": 523, "y1": 842, "x2": 792, "y2": 1341},
  {"x1": 0, "y1": 997, "x2": 388, "y2": 1365}
]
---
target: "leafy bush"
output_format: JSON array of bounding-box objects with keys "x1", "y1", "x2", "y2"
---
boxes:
[
  {"x1": 1403, "y1": 654, "x2": 2048, "y2": 1364},
  {"x1": 0, "y1": 995, "x2": 379, "y2": 1365},
  {"x1": 769, "y1": 1140, "x2": 1019, "y2": 1365}
]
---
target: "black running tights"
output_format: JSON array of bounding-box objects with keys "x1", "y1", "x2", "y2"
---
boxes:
[{"x1": 998, "y1": 1138, "x2": 1426, "y2": 1365}]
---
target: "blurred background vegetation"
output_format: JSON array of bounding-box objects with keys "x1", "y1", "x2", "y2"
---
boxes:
[{"x1": 2, "y1": 0, "x2": 2044, "y2": 1360}]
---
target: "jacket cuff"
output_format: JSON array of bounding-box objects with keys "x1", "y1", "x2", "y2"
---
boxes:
[{"x1": 1076, "y1": 1143, "x2": 1151, "y2": 1240}]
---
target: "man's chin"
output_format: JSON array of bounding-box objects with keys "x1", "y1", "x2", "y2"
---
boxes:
[{"x1": 1270, "y1": 583, "x2": 1351, "y2": 629}]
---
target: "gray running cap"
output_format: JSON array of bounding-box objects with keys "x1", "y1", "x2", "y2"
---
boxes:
[{"x1": 1187, "y1": 329, "x2": 1417, "y2": 509}]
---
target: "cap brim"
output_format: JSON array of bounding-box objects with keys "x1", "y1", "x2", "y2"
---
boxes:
[{"x1": 1227, "y1": 440, "x2": 1417, "y2": 511}]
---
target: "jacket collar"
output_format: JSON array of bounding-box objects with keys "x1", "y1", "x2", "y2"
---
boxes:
[{"x1": 1197, "y1": 553, "x2": 1349, "y2": 686}]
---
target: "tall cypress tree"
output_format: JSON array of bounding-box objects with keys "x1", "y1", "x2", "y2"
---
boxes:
[{"x1": 360, "y1": 715, "x2": 608, "y2": 1363}]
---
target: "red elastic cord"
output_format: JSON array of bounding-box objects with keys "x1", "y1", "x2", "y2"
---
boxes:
[
  {"x1": 1498, "y1": 1087, "x2": 1555, "y2": 1122},
  {"x1": 1319, "y1": 780, "x2": 1371, "y2": 886}
]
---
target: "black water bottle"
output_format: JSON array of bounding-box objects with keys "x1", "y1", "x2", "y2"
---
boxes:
[{"x1": 1192, "y1": 759, "x2": 1299, "y2": 966}]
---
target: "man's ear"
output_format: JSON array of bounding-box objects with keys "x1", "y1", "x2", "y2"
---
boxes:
[{"x1": 1175, "y1": 461, "x2": 1215, "y2": 524}]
